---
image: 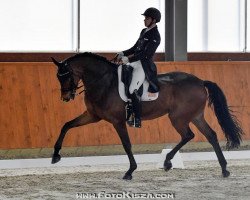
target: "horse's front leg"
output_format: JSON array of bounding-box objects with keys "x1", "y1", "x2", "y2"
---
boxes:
[
  {"x1": 113, "y1": 122, "x2": 137, "y2": 180},
  {"x1": 52, "y1": 111, "x2": 100, "y2": 164}
]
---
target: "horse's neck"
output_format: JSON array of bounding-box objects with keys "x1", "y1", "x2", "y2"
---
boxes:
[
  {"x1": 84, "y1": 57, "x2": 111, "y2": 73},
  {"x1": 81, "y1": 59, "x2": 117, "y2": 103},
  {"x1": 80, "y1": 58, "x2": 110, "y2": 81}
]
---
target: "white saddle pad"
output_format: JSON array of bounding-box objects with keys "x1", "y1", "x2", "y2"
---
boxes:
[{"x1": 118, "y1": 65, "x2": 159, "y2": 102}]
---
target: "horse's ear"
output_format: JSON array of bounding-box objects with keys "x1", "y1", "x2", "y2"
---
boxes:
[{"x1": 51, "y1": 57, "x2": 60, "y2": 67}]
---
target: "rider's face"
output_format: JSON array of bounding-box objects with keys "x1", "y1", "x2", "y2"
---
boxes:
[{"x1": 144, "y1": 16, "x2": 153, "y2": 27}]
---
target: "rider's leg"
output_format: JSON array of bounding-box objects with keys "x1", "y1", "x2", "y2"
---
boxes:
[
  {"x1": 128, "y1": 61, "x2": 145, "y2": 128},
  {"x1": 131, "y1": 89, "x2": 142, "y2": 128},
  {"x1": 129, "y1": 61, "x2": 145, "y2": 95}
]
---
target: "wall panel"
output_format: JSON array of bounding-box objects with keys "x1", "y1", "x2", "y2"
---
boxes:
[{"x1": 0, "y1": 61, "x2": 249, "y2": 149}]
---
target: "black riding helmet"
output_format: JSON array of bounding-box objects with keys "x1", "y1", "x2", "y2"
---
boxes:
[{"x1": 142, "y1": 7, "x2": 161, "y2": 23}]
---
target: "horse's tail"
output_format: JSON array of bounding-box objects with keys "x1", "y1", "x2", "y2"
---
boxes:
[{"x1": 204, "y1": 80, "x2": 243, "y2": 149}]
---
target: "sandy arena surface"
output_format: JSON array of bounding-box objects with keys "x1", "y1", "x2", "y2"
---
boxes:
[{"x1": 0, "y1": 159, "x2": 250, "y2": 200}]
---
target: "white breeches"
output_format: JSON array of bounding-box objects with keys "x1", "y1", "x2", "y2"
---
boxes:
[{"x1": 128, "y1": 60, "x2": 145, "y2": 94}]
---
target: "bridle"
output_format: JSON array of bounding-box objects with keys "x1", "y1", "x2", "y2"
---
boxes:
[
  {"x1": 57, "y1": 62, "x2": 112, "y2": 99},
  {"x1": 57, "y1": 62, "x2": 84, "y2": 98}
]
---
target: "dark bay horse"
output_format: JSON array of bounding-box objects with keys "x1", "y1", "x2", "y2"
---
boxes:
[{"x1": 51, "y1": 52, "x2": 243, "y2": 180}]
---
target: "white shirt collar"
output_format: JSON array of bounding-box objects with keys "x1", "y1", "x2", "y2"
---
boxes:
[{"x1": 145, "y1": 24, "x2": 157, "y2": 33}]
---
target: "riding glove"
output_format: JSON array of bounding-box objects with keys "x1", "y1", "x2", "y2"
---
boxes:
[
  {"x1": 116, "y1": 52, "x2": 124, "y2": 60},
  {"x1": 121, "y1": 56, "x2": 129, "y2": 64}
]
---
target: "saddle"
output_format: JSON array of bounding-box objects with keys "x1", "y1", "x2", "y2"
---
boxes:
[{"x1": 118, "y1": 65, "x2": 159, "y2": 102}]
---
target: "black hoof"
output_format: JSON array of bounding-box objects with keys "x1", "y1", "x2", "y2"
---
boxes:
[
  {"x1": 164, "y1": 160, "x2": 172, "y2": 171},
  {"x1": 51, "y1": 154, "x2": 61, "y2": 164},
  {"x1": 123, "y1": 174, "x2": 133, "y2": 180},
  {"x1": 222, "y1": 170, "x2": 230, "y2": 178}
]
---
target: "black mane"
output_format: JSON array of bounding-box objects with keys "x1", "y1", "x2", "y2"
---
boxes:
[{"x1": 65, "y1": 52, "x2": 118, "y2": 68}]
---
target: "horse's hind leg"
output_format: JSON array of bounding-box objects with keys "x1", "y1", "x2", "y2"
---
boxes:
[
  {"x1": 192, "y1": 115, "x2": 230, "y2": 177},
  {"x1": 52, "y1": 111, "x2": 100, "y2": 164},
  {"x1": 164, "y1": 117, "x2": 194, "y2": 171}
]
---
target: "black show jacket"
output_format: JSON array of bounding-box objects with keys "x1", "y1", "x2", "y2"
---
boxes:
[{"x1": 123, "y1": 26, "x2": 161, "y2": 93}]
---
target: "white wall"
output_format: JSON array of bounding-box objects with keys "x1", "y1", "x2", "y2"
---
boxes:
[
  {"x1": 80, "y1": 0, "x2": 165, "y2": 52},
  {"x1": 0, "y1": 0, "x2": 73, "y2": 52},
  {"x1": 188, "y1": 0, "x2": 245, "y2": 52},
  {"x1": 0, "y1": 0, "x2": 248, "y2": 52}
]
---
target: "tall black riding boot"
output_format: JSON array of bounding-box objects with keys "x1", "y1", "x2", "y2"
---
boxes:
[
  {"x1": 131, "y1": 90, "x2": 142, "y2": 128},
  {"x1": 125, "y1": 100, "x2": 134, "y2": 126}
]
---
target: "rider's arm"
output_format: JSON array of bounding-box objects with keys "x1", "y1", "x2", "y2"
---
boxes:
[
  {"x1": 122, "y1": 29, "x2": 145, "y2": 57},
  {"x1": 122, "y1": 41, "x2": 138, "y2": 57},
  {"x1": 128, "y1": 34, "x2": 160, "y2": 63}
]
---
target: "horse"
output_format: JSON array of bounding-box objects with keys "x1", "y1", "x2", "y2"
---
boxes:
[{"x1": 51, "y1": 52, "x2": 243, "y2": 180}]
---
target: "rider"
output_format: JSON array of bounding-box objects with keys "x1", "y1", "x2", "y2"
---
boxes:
[{"x1": 117, "y1": 7, "x2": 161, "y2": 128}]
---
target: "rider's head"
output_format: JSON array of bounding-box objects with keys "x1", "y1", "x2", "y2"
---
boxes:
[{"x1": 142, "y1": 7, "x2": 161, "y2": 28}]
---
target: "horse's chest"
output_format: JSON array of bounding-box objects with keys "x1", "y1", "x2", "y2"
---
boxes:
[
  {"x1": 84, "y1": 97, "x2": 96, "y2": 114},
  {"x1": 84, "y1": 98, "x2": 109, "y2": 118}
]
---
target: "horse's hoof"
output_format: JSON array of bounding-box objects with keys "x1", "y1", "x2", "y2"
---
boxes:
[
  {"x1": 222, "y1": 170, "x2": 230, "y2": 178},
  {"x1": 51, "y1": 154, "x2": 61, "y2": 164},
  {"x1": 123, "y1": 174, "x2": 133, "y2": 180},
  {"x1": 164, "y1": 160, "x2": 172, "y2": 171}
]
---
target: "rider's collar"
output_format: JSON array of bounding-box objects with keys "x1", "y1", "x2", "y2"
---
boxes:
[{"x1": 145, "y1": 24, "x2": 156, "y2": 33}]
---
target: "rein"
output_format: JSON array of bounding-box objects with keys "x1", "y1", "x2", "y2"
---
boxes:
[
  {"x1": 75, "y1": 82, "x2": 85, "y2": 96},
  {"x1": 75, "y1": 70, "x2": 111, "y2": 96}
]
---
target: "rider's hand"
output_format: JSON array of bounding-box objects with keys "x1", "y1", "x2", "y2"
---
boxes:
[
  {"x1": 121, "y1": 56, "x2": 129, "y2": 64},
  {"x1": 116, "y1": 52, "x2": 124, "y2": 60},
  {"x1": 113, "y1": 52, "x2": 124, "y2": 64}
]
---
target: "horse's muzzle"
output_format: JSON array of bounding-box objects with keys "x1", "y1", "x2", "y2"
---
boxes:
[
  {"x1": 61, "y1": 97, "x2": 70, "y2": 102},
  {"x1": 63, "y1": 99, "x2": 70, "y2": 102},
  {"x1": 61, "y1": 91, "x2": 75, "y2": 102}
]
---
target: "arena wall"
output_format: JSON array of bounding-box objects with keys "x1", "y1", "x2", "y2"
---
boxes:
[{"x1": 0, "y1": 61, "x2": 249, "y2": 149}]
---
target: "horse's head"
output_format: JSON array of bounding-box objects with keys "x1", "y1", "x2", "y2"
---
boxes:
[{"x1": 51, "y1": 57, "x2": 80, "y2": 102}]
